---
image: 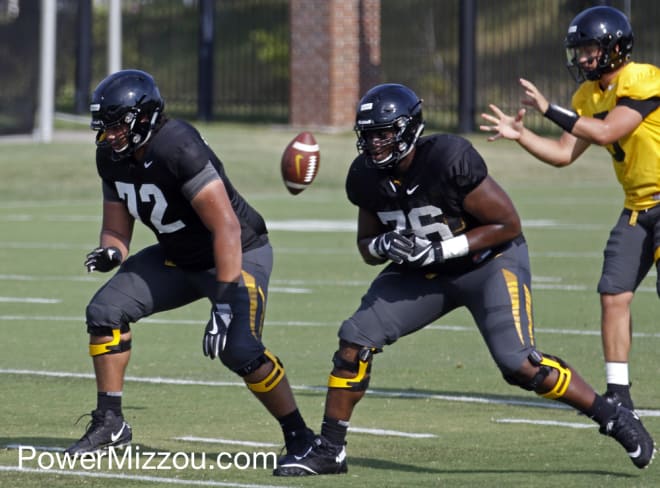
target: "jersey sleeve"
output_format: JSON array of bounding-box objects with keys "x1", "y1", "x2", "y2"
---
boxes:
[
  {"x1": 181, "y1": 160, "x2": 220, "y2": 201},
  {"x1": 345, "y1": 156, "x2": 369, "y2": 208},
  {"x1": 101, "y1": 179, "x2": 121, "y2": 202},
  {"x1": 616, "y1": 63, "x2": 660, "y2": 101},
  {"x1": 450, "y1": 144, "x2": 488, "y2": 199}
]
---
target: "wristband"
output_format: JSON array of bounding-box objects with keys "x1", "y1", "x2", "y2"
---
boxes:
[
  {"x1": 214, "y1": 281, "x2": 238, "y2": 303},
  {"x1": 440, "y1": 234, "x2": 469, "y2": 260},
  {"x1": 367, "y1": 237, "x2": 383, "y2": 258},
  {"x1": 543, "y1": 104, "x2": 579, "y2": 133}
]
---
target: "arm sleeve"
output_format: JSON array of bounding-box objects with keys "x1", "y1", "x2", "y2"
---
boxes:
[{"x1": 617, "y1": 97, "x2": 660, "y2": 119}]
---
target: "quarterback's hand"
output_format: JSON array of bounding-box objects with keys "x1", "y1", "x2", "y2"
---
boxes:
[
  {"x1": 405, "y1": 236, "x2": 444, "y2": 268},
  {"x1": 85, "y1": 247, "x2": 122, "y2": 272},
  {"x1": 480, "y1": 104, "x2": 526, "y2": 142},
  {"x1": 203, "y1": 302, "x2": 233, "y2": 359},
  {"x1": 519, "y1": 78, "x2": 549, "y2": 114},
  {"x1": 371, "y1": 230, "x2": 415, "y2": 264}
]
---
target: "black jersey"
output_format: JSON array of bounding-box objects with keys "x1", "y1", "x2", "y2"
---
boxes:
[
  {"x1": 346, "y1": 134, "x2": 489, "y2": 272},
  {"x1": 96, "y1": 118, "x2": 268, "y2": 270}
]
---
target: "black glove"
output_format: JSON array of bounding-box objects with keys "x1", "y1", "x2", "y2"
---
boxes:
[
  {"x1": 85, "y1": 247, "x2": 122, "y2": 272},
  {"x1": 371, "y1": 231, "x2": 415, "y2": 264},
  {"x1": 405, "y1": 235, "x2": 444, "y2": 268},
  {"x1": 203, "y1": 282, "x2": 238, "y2": 360}
]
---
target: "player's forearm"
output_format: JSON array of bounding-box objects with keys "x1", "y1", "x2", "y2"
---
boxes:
[
  {"x1": 516, "y1": 127, "x2": 574, "y2": 167},
  {"x1": 99, "y1": 229, "x2": 130, "y2": 259}
]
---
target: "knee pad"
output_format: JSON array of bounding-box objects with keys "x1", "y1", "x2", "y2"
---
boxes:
[
  {"x1": 507, "y1": 350, "x2": 572, "y2": 400},
  {"x1": 89, "y1": 328, "x2": 132, "y2": 357},
  {"x1": 241, "y1": 350, "x2": 285, "y2": 393},
  {"x1": 327, "y1": 347, "x2": 375, "y2": 392}
]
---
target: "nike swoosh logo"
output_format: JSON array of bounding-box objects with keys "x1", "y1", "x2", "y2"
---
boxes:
[
  {"x1": 144, "y1": 160, "x2": 154, "y2": 168},
  {"x1": 628, "y1": 444, "x2": 642, "y2": 458},
  {"x1": 293, "y1": 446, "x2": 313, "y2": 461},
  {"x1": 209, "y1": 314, "x2": 219, "y2": 335},
  {"x1": 406, "y1": 185, "x2": 420, "y2": 195},
  {"x1": 110, "y1": 422, "x2": 127, "y2": 442}
]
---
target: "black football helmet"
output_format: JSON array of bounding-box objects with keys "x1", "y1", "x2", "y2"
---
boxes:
[
  {"x1": 89, "y1": 69, "x2": 164, "y2": 158},
  {"x1": 564, "y1": 6, "x2": 633, "y2": 83},
  {"x1": 355, "y1": 83, "x2": 425, "y2": 169}
]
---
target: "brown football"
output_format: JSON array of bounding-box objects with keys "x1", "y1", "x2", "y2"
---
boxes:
[{"x1": 281, "y1": 131, "x2": 320, "y2": 195}]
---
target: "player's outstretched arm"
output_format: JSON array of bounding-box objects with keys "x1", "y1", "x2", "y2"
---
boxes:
[{"x1": 481, "y1": 104, "x2": 589, "y2": 167}]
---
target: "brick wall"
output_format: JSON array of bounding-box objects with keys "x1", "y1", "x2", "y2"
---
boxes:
[{"x1": 290, "y1": 0, "x2": 381, "y2": 129}]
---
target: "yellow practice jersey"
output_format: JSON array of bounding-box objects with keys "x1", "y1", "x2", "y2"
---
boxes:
[{"x1": 572, "y1": 62, "x2": 660, "y2": 210}]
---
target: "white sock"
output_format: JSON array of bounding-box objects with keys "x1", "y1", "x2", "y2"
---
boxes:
[{"x1": 605, "y1": 362, "x2": 629, "y2": 386}]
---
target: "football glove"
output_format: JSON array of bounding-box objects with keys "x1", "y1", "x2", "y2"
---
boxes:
[
  {"x1": 202, "y1": 282, "x2": 238, "y2": 360},
  {"x1": 203, "y1": 302, "x2": 233, "y2": 359},
  {"x1": 85, "y1": 246, "x2": 122, "y2": 272},
  {"x1": 371, "y1": 230, "x2": 415, "y2": 264},
  {"x1": 405, "y1": 235, "x2": 444, "y2": 268}
]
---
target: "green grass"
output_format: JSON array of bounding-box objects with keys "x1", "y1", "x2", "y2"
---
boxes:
[{"x1": 1, "y1": 124, "x2": 658, "y2": 487}]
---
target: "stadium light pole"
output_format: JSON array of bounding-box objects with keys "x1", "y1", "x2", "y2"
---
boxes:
[{"x1": 37, "y1": 0, "x2": 56, "y2": 143}]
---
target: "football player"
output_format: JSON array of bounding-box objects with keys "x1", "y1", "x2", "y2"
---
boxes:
[
  {"x1": 65, "y1": 69, "x2": 314, "y2": 458},
  {"x1": 274, "y1": 83, "x2": 656, "y2": 476},
  {"x1": 481, "y1": 6, "x2": 660, "y2": 412}
]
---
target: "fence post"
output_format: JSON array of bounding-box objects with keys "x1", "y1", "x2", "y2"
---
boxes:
[
  {"x1": 198, "y1": 0, "x2": 214, "y2": 121},
  {"x1": 458, "y1": 0, "x2": 476, "y2": 133}
]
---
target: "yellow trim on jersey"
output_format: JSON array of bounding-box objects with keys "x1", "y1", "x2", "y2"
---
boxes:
[
  {"x1": 502, "y1": 269, "x2": 524, "y2": 345},
  {"x1": 538, "y1": 356, "x2": 572, "y2": 400},
  {"x1": 89, "y1": 328, "x2": 121, "y2": 356},
  {"x1": 654, "y1": 246, "x2": 660, "y2": 264},
  {"x1": 572, "y1": 62, "x2": 660, "y2": 210}
]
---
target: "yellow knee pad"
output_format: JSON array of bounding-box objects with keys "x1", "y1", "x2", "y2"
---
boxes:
[
  {"x1": 537, "y1": 355, "x2": 572, "y2": 400},
  {"x1": 327, "y1": 347, "x2": 374, "y2": 391},
  {"x1": 245, "y1": 350, "x2": 285, "y2": 393},
  {"x1": 89, "y1": 329, "x2": 132, "y2": 357}
]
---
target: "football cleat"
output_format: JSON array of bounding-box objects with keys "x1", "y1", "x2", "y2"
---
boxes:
[
  {"x1": 600, "y1": 406, "x2": 656, "y2": 469},
  {"x1": 273, "y1": 435, "x2": 347, "y2": 476},
  {"x1": 603, "y1": 390, "x2": 635, "y2": 411},
  {"x1": 283, "y1": 427, "x2": 316, "y2": 458},
  {"x1": 65, "y1": 409, "x2": 132, "y2": 455}
]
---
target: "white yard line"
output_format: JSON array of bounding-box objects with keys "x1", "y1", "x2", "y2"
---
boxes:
[
  {"x1": 2, "y1": 367, "x2": 660, "y2": 417},
  {"x1": 494, "y1": 418, "x2": 596, "y2": 429},
  {"x1": 0, "y1": 466, "x2": 291, "y2": 488},
  {"x1": 0, "y1": 297, "x2": 60, "y2": 304},
  {"x1": 174, "y1": 437, "x2": 279, "y2": 448}
]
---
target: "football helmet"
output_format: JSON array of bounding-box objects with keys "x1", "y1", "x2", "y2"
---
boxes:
[
  {"x1": 90, "y1": 69, "x2": 164, "y2": 158},
  {"x1": 564, "y1": 6, "x2": 633, "y2": 83},
  {"x1": 355, "y1": 83, "x2": 425, "y2": 169}
]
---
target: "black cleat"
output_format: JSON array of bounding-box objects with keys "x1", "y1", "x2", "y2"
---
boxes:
[
  {"x1": 273, "y1": 435, "x2": 347, "y2": 476},
  {"x1": 603, "y1": 390, "x2": 635, "y2": 411},
  {"x1": 600, "y1": 406, "x2": 656, "y2": 469},
  {"x1": 283, "y1": 427, "x2": 316, "y2": 457},
  {"x1": 65, "y1": 409, "x2": 132, "y2": 455}
]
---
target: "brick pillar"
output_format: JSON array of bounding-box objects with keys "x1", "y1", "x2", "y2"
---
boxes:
[{"x1": 290, "y1": 0, "x2": 381, "y2": 129}]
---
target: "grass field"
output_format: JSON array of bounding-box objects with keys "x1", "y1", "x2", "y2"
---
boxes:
[{"x1": 1, "y1": 123, "x2": 659, "y2": 488}]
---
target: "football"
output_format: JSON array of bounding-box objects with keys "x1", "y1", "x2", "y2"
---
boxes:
[{"x1": 280, "y1": 131, "x2": 320, "y2": 195}]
